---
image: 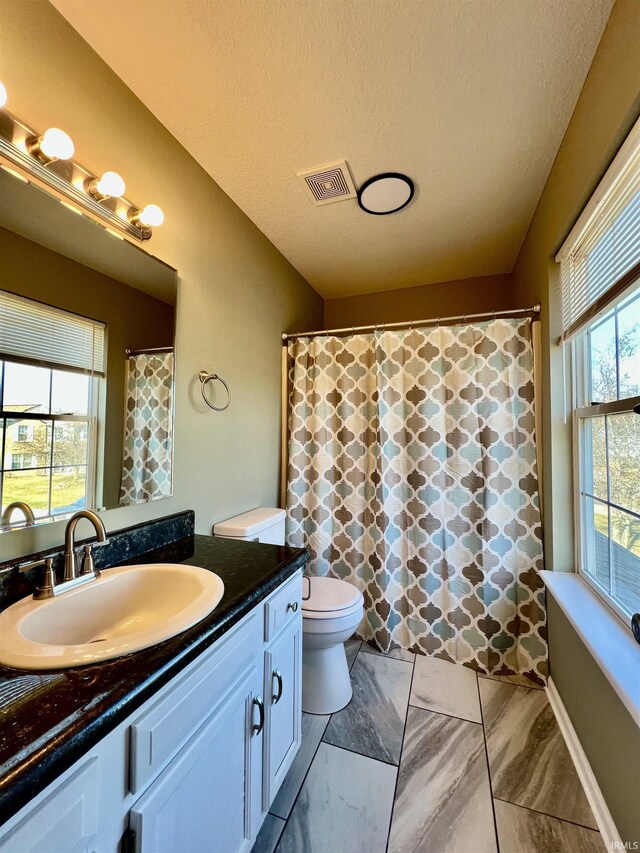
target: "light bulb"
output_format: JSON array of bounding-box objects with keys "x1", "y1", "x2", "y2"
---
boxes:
[
  {"x1": 0, "y1": 82, "x2": 7, "y2": 109},
  {"x1": 95, "y1": 171, "x2": 126, "y2": 198},
  {"x1": 39, "y1": 128, "x2": 74, "y2": 161},
  {"x1": 138, "y1": 204, "x2": 164, "y2": 227}
]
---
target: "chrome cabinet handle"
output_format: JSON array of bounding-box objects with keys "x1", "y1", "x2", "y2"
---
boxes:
[
  {"x1": 286, "y1": 601, "x2": 298, "y2": 613},
  {"x1": 272, "y1": 670, "x2": 283, "y2": 704},
  {"x1": 252, "y1": 696, "x2": 265, "y2": 734}
]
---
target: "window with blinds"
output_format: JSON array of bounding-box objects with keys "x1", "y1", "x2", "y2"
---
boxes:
[
  {"x1": 557, "y1": 118, "x2": 640, "y2": 342},
  {"x1": 0, "y1": 290, "x2": 105, "y2": 375},
  {"x1": 0, "y1": 291, "x2": 103, "y2": 526},
  {"x1": 564, "y1": 116, "x2": 640, "y2": 627}
]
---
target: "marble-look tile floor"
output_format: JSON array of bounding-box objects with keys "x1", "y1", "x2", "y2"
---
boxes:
[{"x1": 251, "y1": 640, "x2": 604, "y2": 853}]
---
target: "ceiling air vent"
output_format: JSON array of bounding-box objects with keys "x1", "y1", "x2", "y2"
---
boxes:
[{"x1": 297, "y1": 161, "x2": 357, "y2": 206}]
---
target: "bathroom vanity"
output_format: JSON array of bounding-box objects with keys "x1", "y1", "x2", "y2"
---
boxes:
[{"x1": 0, "y1": 515, "x2": 307, "y2": 853}]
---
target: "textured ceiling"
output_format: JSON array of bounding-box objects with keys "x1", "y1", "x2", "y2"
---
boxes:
[{"x1": 52, "y1": 0, "x2": 613, "y2": 299}]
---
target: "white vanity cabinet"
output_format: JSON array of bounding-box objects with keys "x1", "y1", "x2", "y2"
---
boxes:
[{"x1": 0, "y1": 570, "x2": 303, "y2": 853}]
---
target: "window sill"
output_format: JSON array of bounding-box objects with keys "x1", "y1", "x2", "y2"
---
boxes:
[{"x1": 540, "y1": 570, "x2": 640, "y2": 728}]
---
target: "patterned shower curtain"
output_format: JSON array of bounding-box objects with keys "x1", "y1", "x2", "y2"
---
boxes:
[
  {"x1": 120, "y1": 352, "x2": 174, "y2": 504},
  {"x1": 286, "y1": 318, "x2": 547, "y2": 683}
]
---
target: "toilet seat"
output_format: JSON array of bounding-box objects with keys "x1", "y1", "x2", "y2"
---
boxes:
[{"x1": 302, "y1": 576, "x2": 364, "y2": 620}]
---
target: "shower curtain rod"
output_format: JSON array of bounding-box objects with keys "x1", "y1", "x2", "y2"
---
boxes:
[
  {"x1": 281, "y1": 303, "x2": 542, "y2": 342},
  {"x1": 125, "y1": 346, "x2": 174, "y2": 356}
]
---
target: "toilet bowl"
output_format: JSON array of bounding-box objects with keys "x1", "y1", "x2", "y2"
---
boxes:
[{"x1": 302, "y1": 576, "x2": 364, "y2": 714}]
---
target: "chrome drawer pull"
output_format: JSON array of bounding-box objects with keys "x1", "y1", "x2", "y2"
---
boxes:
[
  {"x1": 286, "y1": 601, "x2": 298, "y2": 613},
  {"x1": 272, "y1": 670, "x2": 283, "y2": 704},
  {"x1": 252, "y1": 696, "x2": 265, "y2": 735}
]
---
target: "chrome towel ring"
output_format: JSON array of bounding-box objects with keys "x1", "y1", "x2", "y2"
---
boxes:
[{"x1": 199, "y1": 371, "x2": 231, "y2": 411}]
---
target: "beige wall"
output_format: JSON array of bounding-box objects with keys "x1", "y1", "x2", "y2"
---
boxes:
[
  {"x1": 510, "y1": 0, "x2": 640, "y2": 842},
  {"x1": 1, "y1": 227, "x2": 175, "y2": 508},
  {"x1": 324, "y1": 273, "x2": 515, "y2": 328},
  {"x1": 0, "y1": 0, "x2": 323, "y2": 559}
]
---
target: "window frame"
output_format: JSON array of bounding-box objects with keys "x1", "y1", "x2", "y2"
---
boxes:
[
  {"x1": 572, "y1": 296, "x2": 640, "y2": 625},
  {"x1": 0, "y1": 359, "x2": 100, "y2": 523}
]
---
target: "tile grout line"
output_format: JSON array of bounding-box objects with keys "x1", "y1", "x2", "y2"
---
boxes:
[
  {"x1": 264, "y1": 814, "x2": 287, "y2": 851},
  {"x1": 322, "y1": 646, "x2": 412, "y2": 768},
  {"x1": 491, "y1": 795, "x2": 603, "y2": 834},
  {"x1": 319, "y1": 739, "x2": 401, "y2": 768},
  {"x1": 481, "y1": 676, "x2": 602, "y2": 839},
  {"x1": 476, "y1": 670, "x2": 502, "y2": 853},
  {"x1": 271, "y1": 638, "x2": 361, "y2": 830},
  {"x1": 356, "y1": 646, "x2": 415, "y2": 671},
  {"x1": 272, "y1": 644, "x2": 411, "y2": 849},
  {"x1": 384, "y1": 646, "x2": 417, "y2": 853},
  {"x1": 480, "y1": 676, "x2": 536, "y2": 695},
  {"x1": 407, "y1": 700, "x2": 483, "y2": 725},
  {"x1": 348, "y1": 640, "x2": 362, "y2": 671},
  {"x1": 359, "y1": 646, "x2": 415, "y2": 665},
  {"x1": 268, "y1": 714, "x2": 330, "y2": 832},
  {"x1": 479, "y1": 673, "x2": 544, "y2": 691}
]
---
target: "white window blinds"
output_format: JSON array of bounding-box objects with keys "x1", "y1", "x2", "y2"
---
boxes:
[
  {"x1": 557, "y1": 117, "x2": 640, "y2": 342},
  {"x1": 0, "y1": 290, "x2": 105, "y2": 375}
]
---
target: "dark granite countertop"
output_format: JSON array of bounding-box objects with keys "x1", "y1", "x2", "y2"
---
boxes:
[{"x1": 0, "y1": 533, "x2": 308, "y2": 825}]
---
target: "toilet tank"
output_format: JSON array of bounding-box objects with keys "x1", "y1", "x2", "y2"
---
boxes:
[{"x1": 213, "y1": 507, "x2": 286, "y2": 545}]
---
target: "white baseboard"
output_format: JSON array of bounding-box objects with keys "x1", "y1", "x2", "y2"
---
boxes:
[{"x1": 546, "y1": 677, "x2": 621, "y2": 849}]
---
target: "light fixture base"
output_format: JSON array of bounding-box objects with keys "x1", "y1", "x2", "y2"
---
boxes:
[
  {"x1": 127, "y1": 207, "x2": 152, "y2": 239},
  {"x1": 84, "y1": 177, "x2": 108, "y2": 202},
  {"x1": 26, "y1": 135, "x2": 56, "y2": 165}
]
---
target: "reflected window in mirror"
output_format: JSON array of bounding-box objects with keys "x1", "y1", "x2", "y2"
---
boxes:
[{"x1": 0, "y1": 290, "x2": 104, "y2": 527}]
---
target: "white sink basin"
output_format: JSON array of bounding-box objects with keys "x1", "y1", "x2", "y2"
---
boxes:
[{"x1": 0, "y1": 564, "x2": 224, "y2": 670}]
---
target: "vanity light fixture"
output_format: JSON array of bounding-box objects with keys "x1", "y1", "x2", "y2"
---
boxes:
[
  {"x1": 0, "y1": 103, "x2": 164, "y2": 242},
  {"x1": 86, "y1": 170, "x2": 126, "y2": 201},
  {"x1": 27, "y1": 128, "x2": 75, "y2": 163}
]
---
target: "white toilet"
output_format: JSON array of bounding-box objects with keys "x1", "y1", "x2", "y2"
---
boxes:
[
  {"x1": 301, "y1": 576, "x2": 364, "y2": 715},
  {"x1": 213, "y1": 507, "x2": 363, "y2": 715}
]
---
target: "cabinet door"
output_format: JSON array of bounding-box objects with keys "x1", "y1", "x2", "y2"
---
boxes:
[
  {"x1": 263, "y1": 617, "x2": 302, "y2": 809},
  {"x1": 129, "y1": 664, "x2": 263, "y2": 853},
  {"x1": 0, "y1": 758, "x2": 98, "y2": 853}
]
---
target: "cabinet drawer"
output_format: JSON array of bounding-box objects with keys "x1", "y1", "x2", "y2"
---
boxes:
[
  {"x1": 129, "y1": 611, "x2": 261, "y2": 794},
  {"x1": 264, "y1": 571, "x2": 302, "y2": 642}
]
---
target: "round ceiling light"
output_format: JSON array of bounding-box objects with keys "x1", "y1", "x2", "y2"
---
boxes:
[{"x1": 357, "y1": 172, "x2": 414, "y2": 215}]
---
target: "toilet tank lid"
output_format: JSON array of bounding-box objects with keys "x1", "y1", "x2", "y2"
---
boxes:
[{"x1": 213, "y1": 507, "x2": 286, "y2": 537}]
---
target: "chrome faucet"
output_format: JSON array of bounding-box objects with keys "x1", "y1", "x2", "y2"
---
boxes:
[
  {"x1": 63, "y1": 509, "x2": 108, "y2": 582},
  {"x1": 1, "y1": 501, "x2": 35, "y2": 528}
]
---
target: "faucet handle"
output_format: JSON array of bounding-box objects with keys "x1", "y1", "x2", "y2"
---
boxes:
[
  {"x1": 19, "y1": 557, "x2": 56, "y2": 599},
  {"x1": 19, "y1": 556, "x2": 52, "y2": 574},
  {"x1": 80, "y1": 544, "x2": 101, "y2": 577}
]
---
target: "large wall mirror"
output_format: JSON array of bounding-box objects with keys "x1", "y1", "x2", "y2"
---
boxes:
[{"x1": 0, "y1": 168, "x2": 177, "y2": 534}]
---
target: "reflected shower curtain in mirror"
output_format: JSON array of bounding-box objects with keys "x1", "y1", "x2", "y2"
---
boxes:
[
  {"x1": 286, "y1": 318, "x2": 547, "y2": 683},
  {"x1": 120, "y1": 352, "x2": 174, "y2": 504}
]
